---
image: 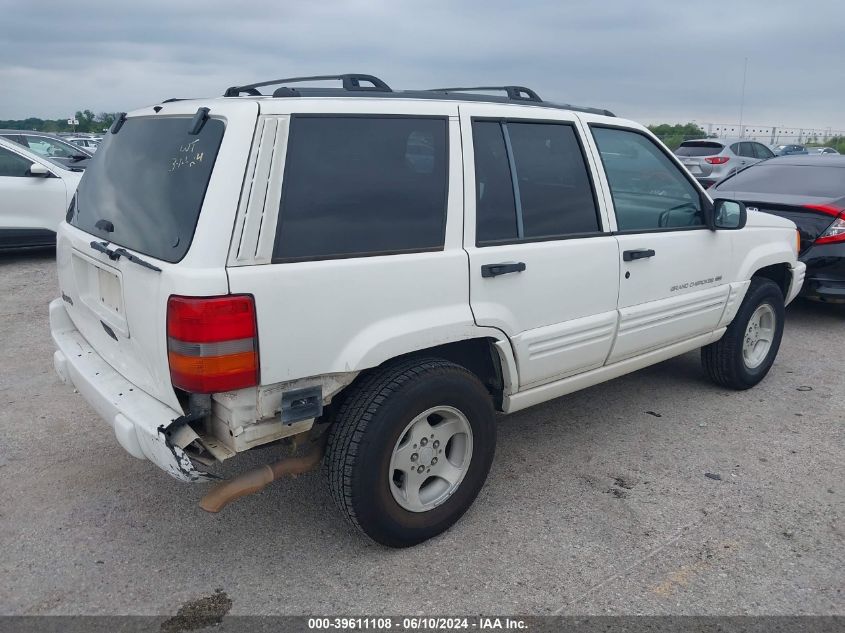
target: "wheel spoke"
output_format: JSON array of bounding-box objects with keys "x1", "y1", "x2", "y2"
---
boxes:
[
  {"x1": 431, "y1": 416, "x2": 465, "y2": 442},
  {"x1": 432, "y1": 460, "x2": 463, "y2": 486},
  {"x1": 410, "y1": 417, "x2": 434, "y2": 444},
  {"x1": 401, "y1": 474, "x2": 423, "y2": 508}
]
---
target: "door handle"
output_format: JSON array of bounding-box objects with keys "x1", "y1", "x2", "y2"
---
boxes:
[
  {"x1": 481, "y1": 262, "x2": 526, "y2": 278},
  {"x1": 622, "y1": 249, "x2": 655, "y2": 262}
]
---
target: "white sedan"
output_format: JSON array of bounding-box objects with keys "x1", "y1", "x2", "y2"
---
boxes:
[{"x1": 0, "y1": 136, "x2": 82, "y2": 250}]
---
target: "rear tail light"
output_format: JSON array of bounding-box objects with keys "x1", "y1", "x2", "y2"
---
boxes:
[
  {"x1": 803, "y1": 204, "x2": 843, "y2": 217},
  {"x1": 167, "y1": 295, "x2": 259, "y2": 393},
  {"x1": 705, "y1": 156, "x2": 730, "y2": 165},
  {"x1": 804, "y1": 205, "x2": 845, "y2": 245},
  {"x1": 815, "y1": 217, "x2": 845, "y2": 245}
]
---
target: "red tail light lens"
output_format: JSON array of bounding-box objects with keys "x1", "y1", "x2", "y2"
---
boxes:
[
  {"x1": 803, "y1": 204, "x2": 843, "y2": 217},
  {"x1": 167, "y1": 295, "x2": 259, "y2": 393},
  {"x1": 815, "y1": 217, "x2": 845, "y2": 245},
  {"x1": 705, "y1": 156, "x2": 730, "y2": 165}
]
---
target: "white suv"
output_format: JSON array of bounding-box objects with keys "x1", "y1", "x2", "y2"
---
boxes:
[{"x1": 50, "y1": 75, "x2": 805, "y2": 547}]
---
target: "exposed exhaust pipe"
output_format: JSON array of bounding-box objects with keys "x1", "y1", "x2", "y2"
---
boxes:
[{"x1": 199, "y1": 433, "x2": 327, "y2": 513}]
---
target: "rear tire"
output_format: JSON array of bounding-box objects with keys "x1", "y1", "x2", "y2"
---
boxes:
[
  {"x1": 701, "y1": 277, "x2": 785, "y2": 389},
  {"x1": 324, "y1": 357, "x2": 496, "y2": 547}
]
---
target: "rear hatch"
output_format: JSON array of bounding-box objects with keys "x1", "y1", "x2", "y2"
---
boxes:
[
  {"x1": 675, "y1": 141, "x2": 725, "y2": 177},
  {"x1": 57, "y1": 100, "x2": 258, "y2": 411},
  {"x1": 712, "y1": 162, "x2": 845, "y2": 253}
]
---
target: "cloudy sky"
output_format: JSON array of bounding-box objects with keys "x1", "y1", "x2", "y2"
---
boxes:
[{"x1": 2, "y1": 1, "x2": 843, "y2": 129}]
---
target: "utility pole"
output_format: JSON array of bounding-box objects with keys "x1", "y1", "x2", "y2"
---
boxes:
[{"x1": 738, "y1": 57, "x2": 748, "y2": 138}]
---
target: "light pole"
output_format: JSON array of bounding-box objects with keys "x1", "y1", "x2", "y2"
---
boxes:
[{"x1": 738, "y1": 57, "x2": 748, "y2": 138}]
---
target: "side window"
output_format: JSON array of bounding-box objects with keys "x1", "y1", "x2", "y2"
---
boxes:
[
  {"x1": 730, "y1": 142, "x2": 743, "y2": 156},
  {"x1": 753, "y1": 143, "x2": 774, "y2": 159},
  {"x1": 473, "y1": 121, "x2": 519, "y2": 242},
  {"x1": 0, "y1": 146, "x2": 33, "y2": 177},
  {"x1": 591, "y1": 126, "x2": 703, "y2": 231},
  {"x1": 273, "y1": 116, "x2": 448, "y2": 261},
  {"x1": 472, "y1": 120, "x2": 599, "y2": 245},
  {"x1": 24, "y1": 136, "x2": 75, "y2": 158}
]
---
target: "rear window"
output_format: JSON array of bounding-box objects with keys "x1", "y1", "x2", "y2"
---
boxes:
[
  {"x1": 675, "y1": 142, "x2": 724, "y2": 157},
  {"x1": 273, "y1": 116, "x2": 448, "y2": 261},
  {"x1": 70, "y1": 116, "x2": 225, "y2": 263},
  {"x1": 714, "y1": 163, "x2": 845, "y2": 198}
]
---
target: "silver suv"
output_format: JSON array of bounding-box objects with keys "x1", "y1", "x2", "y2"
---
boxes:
[{"x1": 675, "y1": 138, "x2": 774, "y2": 188}]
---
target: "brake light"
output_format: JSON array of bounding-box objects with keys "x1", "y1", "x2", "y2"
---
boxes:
[
  {"x1": 815, "y1": 217, "x2": 845, "y2": 245},
  {"x1": 705, "y1": 156, "x2": 730, "y2": 165},
  {"x1": 803, "y1": 204, "x2": 843, "y2": 217},
  {"x1": 167, "y1": 295, "x2": 259, "y2": 393}
]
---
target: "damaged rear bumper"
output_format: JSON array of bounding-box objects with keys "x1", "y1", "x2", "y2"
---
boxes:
[{"x1": 49, "y1": 298, "x2": 213, "y2": 482}]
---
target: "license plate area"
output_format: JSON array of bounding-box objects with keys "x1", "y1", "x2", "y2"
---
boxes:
[
  {"x1": 98, "y1": 267, "x2": 122, "y2": 315},
  {"x1": 71, "y1": 251, "x2": 130, "y2": 338}
]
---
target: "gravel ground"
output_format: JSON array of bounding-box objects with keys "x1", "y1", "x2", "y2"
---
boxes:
[{"x1": 0, "y1": 250, "x2": 842, "y2": 617}]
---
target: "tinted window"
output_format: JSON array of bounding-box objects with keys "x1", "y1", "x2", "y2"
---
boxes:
[
  {"x1": 472, "y1": 121, "x2": 598, "y2": 244},
  {"x1": 0, "y1": 146, "x2": 33, "y2": 177},
  {"x1": 675, "y1": 142, "x2": 723, "y2": 157},
  {"x1": 714, "y1": 164, "x2": 845, "y2": 198},
  {"x1": 473, "y1": 121, "x2": 518, "y2": 242},
  {"x1": 592, "y1": 127, "x2": 703, "y2": 231},
  {"x1": 752, "y1": 143, "x2": 775, "y2": 159},
  {"x1": 508, "y1": 122, "x2": 599, "y2": 238},
  {"x1": 70, "y1": 116, "x2": 225, "y2": 263},
  {"x1": 739, "y1": 142, "x2": 758, "y2": 158},
  {"x1": 274, "y1": 117, "x2": 448, "y2": 261}
]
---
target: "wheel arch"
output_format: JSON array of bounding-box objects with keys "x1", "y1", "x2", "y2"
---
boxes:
[
  {"x1": 325, "y1": 336, "x2": 517, "y2": 417},
  {"x1": 750, "y1": 262, "x2": 791, "y2": 297}
]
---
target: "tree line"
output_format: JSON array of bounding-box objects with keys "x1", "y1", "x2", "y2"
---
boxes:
[{"x1": 0, "y1": 110, "x2": 120, "y2": 134}]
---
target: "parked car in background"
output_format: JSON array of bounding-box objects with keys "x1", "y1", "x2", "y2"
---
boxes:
[
  {"x1": 675, "y1": 138, "x2": 774, "y2": 188},
  {"x1": 806, "y1": 146, "x2": 840, "y2": 155},
  {"x1": 711, "y1": 155, "x2": 845, "y2": 303},
  {"x1": 66, "y1": 136, "x2": 101, "y2": 152},
  {"x1": 0, "y1": 130, "x2": 92, "y2": 170},
  {"x1": 772, "y1": 144, "x2": 808, "y2": 156},
  {"x1": 0, "y1": 136, "x2": 82, "y2": 249}
]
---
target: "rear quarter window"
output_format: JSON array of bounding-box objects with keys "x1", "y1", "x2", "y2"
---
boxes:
[
  {"x1": 273, "y1": 116, "x2": 448, "y2": 261},
  {"x1": 70, "y1": 116, "x2": 225, "y2": 263}
]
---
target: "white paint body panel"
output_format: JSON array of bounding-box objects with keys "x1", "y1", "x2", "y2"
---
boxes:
[
  {"x1": 608, "y1": 227, "x2": 732, "y2": 362},
  {"x1": 0, "y1": 137, "x2": 80, "y2": 235},
  {"x1": 55, "y1": 100, "x2": 259, "y2": 412},
  {"x1": 458, "y1": 103, "x2": 620, "y2": 389}
]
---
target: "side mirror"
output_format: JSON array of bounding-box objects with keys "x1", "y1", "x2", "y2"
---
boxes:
[
  {"x1": 712, "y1": 198, "x2": 747, "y2": 230},
  {"x1": 27, "y1": 163, "x2": 51, "y2": 178}
]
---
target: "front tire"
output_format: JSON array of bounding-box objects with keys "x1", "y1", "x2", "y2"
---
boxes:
[
  {"x1": 701, "y1": 277, "x2": 785, "y2": 389},
  {"x1": 324, "y1": 358, "x2": 496, "y2": 547}
]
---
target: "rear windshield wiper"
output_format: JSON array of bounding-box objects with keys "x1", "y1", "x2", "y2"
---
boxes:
[{"x1": 89, "y1": 241, "x2": 161, "y2": 272}]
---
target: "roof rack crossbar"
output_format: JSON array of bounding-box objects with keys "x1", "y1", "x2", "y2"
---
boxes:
[
  {"x1": 224, "y1": 74, "x2": 392, "y2": 97},
  {"x1": 426, "y1": 85, "x2": 542, "y2": 103}
]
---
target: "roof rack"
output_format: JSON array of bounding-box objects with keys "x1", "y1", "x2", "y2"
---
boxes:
[
  {"x1": 224, "y1": 74, "x2": 392, "y2": 97},
  {"x1": 426, "y1": 85, "x2": 542, "y2": 103},
  {"x1": 219, "y1": 73, "x2": 614, "y2": 117}
]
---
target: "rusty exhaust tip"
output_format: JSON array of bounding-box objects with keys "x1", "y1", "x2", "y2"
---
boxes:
[{"x1": 199, "y1": 434, "x2": 327, "y2": 513}]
